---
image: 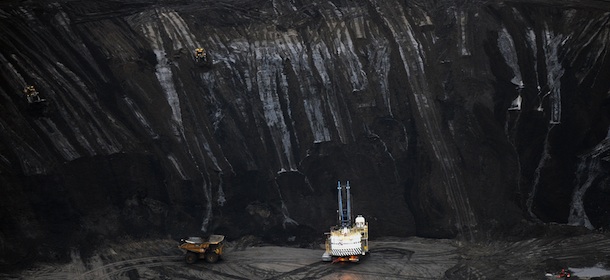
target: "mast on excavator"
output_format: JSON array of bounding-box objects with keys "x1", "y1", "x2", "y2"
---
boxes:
[{"x1": 337, "y1": 181, "x2": 352, "y2": 227}]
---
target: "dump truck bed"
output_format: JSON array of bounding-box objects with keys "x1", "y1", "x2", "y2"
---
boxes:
[{"x1": 179, "y1": 235, "x2": 225, "y2": 252}]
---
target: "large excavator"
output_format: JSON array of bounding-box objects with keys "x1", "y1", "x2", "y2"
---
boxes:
[
  {"x1": 22, "y1": 85, "x2": 48, "y2": 115},
  {"x1": 322, "y1": 181, "x2": 369, "y2": 263},
  {"x1": 23, "y1": 85, "x2": 45, "y2": 104},
  {"x1": 194, "y1": 47, "x2": 212, "y2": 67}
]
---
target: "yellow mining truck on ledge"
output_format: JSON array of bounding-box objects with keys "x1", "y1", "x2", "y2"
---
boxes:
[{"x1": 178, "y1": 235, "x2": 224, "y2": 264}]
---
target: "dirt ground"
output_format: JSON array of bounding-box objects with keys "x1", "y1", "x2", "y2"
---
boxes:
[{"x1": 3, "y1": 233, "x2": 610, "y2": 279}]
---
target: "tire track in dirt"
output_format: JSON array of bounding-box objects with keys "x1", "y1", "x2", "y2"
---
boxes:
[
  {"x1": 79, "y1": 255, "x2": 181, "y2": 279},
  {"x1": 264, "y1": 247, "x2": 433, "y2": 280},
  {"x1": 265, "y1": 261, "x2": 333, "y2": 280}
]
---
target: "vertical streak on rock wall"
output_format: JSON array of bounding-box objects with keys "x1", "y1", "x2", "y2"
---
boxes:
[
  {"x1": 201, "y1": 34, "x2": 259, "y2": 171},
  {"x1": 369, "y1": 38, "x2": 393, "y2": 116},
  {"x1": 512, "y1": 16, "x2": 564, "y2": 220},
  {"x1": 569, "y1": 137, "x2": 609, "y2": 229},
  {"x1": 457, "y1": 9, "x2": 471, "y2": 56},
  {"x1": 497, "y1": 27, "x2": 523, "y2": 90},
  {"x1": 309, "y1": 39, "x2": 340, "y2": 143},
  {"x1": 328, "y1": 19, "x2": 368, "y2": 141},
  {"x1": 311, "y1": 10, "x2": 364, "y2": 144},
  {"x1": 541, "y1": 23, "x2": 564, "y2": 124},
  {"x1": 369, "y1": 0, "x2": 477, "y2": 238},
  {"x1": 279, "y1": 29, "x2": 333, "y2": 143},
  {"x1": 569, "y1": 158, "x2": 597, "y2": 229},
  {"x1": 122, "y1": 96, "x2": 158, "y2": 138},
  {"x1": 158, "y1": 10, "x2": 199, "y2": 51},
  {"x1": 141, "y1": 16, "x2": 183, "y2": 137},
  {"x1": 528, "y1": 128, "x2": 551, "y2": 222},
  {"x1": 331, "y1": 21, "x2": 368, "y2": 93},
  {"x1": 254, "y1": 32, "x2": 297, "y2": 171},
  {"x1": 187, "y1": 83, "x2": 228, "y2": 206},
  {"x1": 138, "y1": 9, "x2": 224, "y2": 232}
]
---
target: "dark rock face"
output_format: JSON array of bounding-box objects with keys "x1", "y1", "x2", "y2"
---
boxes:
[{"x1": 0, "y1": 0, "x2": 609, "y2": 268}]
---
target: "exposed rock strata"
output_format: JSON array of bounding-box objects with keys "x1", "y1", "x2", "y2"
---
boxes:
[{"x1": 0, "y1": 0, "x2": 608, "y2": 268}]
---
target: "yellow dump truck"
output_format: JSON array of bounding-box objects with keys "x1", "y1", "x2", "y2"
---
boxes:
[{"x1": 178, "y1": 235, "x2": 224, "y2": 264}]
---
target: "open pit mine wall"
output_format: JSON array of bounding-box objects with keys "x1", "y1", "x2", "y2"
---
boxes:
[{"x1": 1, "y1": 0, "x2": 609, "y2": 265}]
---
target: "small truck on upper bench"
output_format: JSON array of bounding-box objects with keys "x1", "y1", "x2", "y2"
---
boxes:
[{"x1": 178, "y1": 235, "x2": 225, "y2": 264}]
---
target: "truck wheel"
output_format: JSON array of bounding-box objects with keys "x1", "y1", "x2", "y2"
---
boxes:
[
  {"x1": 185, "y1": 252, "x2": 198, "y2": 264},
  {"x1": 205, "y1": 252, "x2": 219, "y2": 263}
]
